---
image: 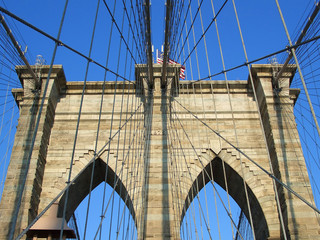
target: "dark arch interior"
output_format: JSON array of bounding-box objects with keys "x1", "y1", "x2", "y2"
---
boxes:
[
  {"x1": 182, "y1": 156, "x2": 269, "y2": 239},
  {"x1": 57, "y1": 158, "x2": 135, "y2": 223}
]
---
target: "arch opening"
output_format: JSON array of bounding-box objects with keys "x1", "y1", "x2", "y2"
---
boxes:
[
  {"x1": 58, "y1": 158, "x2": 137, "y2": 239},
  {"x1": 181, "y1": 156, "x2": 269, "y2": 239}
]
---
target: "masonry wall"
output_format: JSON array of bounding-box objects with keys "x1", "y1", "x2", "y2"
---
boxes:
[{"x1": 0, "y1": 64, "x2": 318, "y2": 239}]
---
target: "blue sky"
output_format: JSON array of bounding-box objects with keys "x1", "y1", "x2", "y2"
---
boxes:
[{"x1": 1, "y1": 0, "x2": 313, "y2": 81}]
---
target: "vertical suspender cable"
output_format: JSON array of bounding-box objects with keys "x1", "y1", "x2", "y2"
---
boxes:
[
  {"x1": 188, "y1": 7, "x2": 206, "y2": 233},
  {"x1": 0, "y1": 84, "x2": 9, "y2": 190},
  {"x1": 59, "y1": 0, "x2": 103, "y2": 236},
  {"x1": 145, "y1": 0, "x2": 154, "y2": 88},
  {"x1": 81, "y1": 0, "x2": 102, "y2": 238},
  {"x1": 232, "y1": 1, "x2": 288, "y2": 238},
  {"x1": 0, "y1": 84, "x2": 8, "y2": 146},
  {"x1": 180, "y1": 33, "x2": 201, "y2": 239},
  {"x1": 162, "y1": 0, "x2": 172, "y2": 88},
  {"x1": 171, "y1": 104, "x2": 245, "y2": 240},
  {"x1": 274, "y1": 2, "x2": 320, "y2": 84},
  {"x1": 98, "y1": 0, "x2": 118, "y2": 238},
  {"x1": 210, "y1": 0, "x2": 247, "y2": 237},
  {"x1": 126, "y1": 44, "x2": 139, "y2": 240},
  {"x1": 0, "y1": 15, "x2": 38, "y2": 83},
  {"x1": 16, "y1": 102, "x2": 142, "y2": 239},
  {"x1": 119, "y1": 63, "x2": 134, "y2": 240},
  {"x1": 8, "y1": 1, "x2": 69, "y2": 239},
  {"x1": 183, "y1": 21, "x2": 202, "y2": 238},
  {"x1": 108, "y1": 6, "x2": 127, "y2": 237},
  {"x1": 171, "y1": 101, "x2": 246, "y2": 239},
  {"x1": 116, "y1": 6, "x2": 134, "y2": 237},
  {"x1": 274, "y1": 0, "x2": 320, "y2": 139}
]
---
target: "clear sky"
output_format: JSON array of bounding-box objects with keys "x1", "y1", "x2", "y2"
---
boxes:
[{"x1": 1, "y1": 0, "x2": 313, "y2": 81}]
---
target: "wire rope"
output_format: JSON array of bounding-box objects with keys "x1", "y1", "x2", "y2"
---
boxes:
[
  {"x1": 173, "y1": 98, "x2": 320, "y2": 215},
  {"x1": 8, "y1": 1, "x2": 70, "y2": 239},
  {"x1": 92, "y1": 117, "x2": 144, "y2": 239},
  {"x1": 278, "y1": 96, "x2": 320, "y2": 223},
  {"x1": 115, "y1": 10, "x2": 135, "y2": 239},
  {"x1": 79, "y1": 1, "x2": 103, "y2": 238},
  {"x1": 180, "y1": 0, "x2": 229, "y2": 67},
  {"x1": 167, "y1": 110, "x2": 202, "y2": 240},
  {"x1": 58, "y1": 0, "x2": 108, "y2": 237},
  {"x1": 0, "y1": 7, "x2": 135, "y2": 84},
  {"x1": 125, "y1": 43, "x2": 140, "y2": 240},
  {"x1": 16, "y1": 101, "x2": 143, "y2": 239},
  {"x1": 275, "y1": 0, "x2": 320, "y2": 142},
  {"x1": 170, "y1": 100, "x2": 245, "y2": 239},
  {"x1": 182, "y1": 37, "x2": 202, "y2": 238},
  {"x1": 107, "y1": 5, "x2": 128, "y2": 237}
]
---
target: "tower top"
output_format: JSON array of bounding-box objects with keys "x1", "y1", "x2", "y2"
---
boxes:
[{"x1": 135, "y1": 63, "x2": 182, "y2": 92}]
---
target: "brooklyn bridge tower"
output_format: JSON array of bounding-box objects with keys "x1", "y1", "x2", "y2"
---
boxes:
[{"x1": 0, "y1": 0, "x2": 320, "y2": 239}]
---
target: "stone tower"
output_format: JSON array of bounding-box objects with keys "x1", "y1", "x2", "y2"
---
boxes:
[{"x1": 0, "y1": 63, "x2": 319, "y2": 239}]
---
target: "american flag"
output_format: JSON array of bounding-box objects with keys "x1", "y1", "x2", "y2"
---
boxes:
[{"x1": 157, "y1": 56, "x2": 186, "y2": 80}]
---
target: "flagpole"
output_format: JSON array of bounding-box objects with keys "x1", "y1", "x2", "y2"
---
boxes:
[{"x1": 156, "y1": 49, "x2": 158, "y2": 63}]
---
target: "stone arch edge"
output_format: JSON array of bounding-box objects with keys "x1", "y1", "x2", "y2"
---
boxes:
[
  {"x1": 48, "y1": 149, "x2": 137, "y2": 224},
  {"x1": 179, "y1": 148, "x2": 271, "y2": 240}
]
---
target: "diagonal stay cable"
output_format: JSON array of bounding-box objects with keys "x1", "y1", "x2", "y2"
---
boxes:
[
  {"x1": 102, "y1": 0, "x2": 140, "y2": 65},
  {"x1": 115, "y1": 8, "x2": 135, "y2": 237},
  {"x1": 93, "y1": 100, "x2": 146, "y2": 240},
  {"x1": 122, "y1": 0, "x2": 145, "y2": 64},
  {"x1": 15, "y1": 102, "x2": 143, "y2": 240},
  {"x1": 59, "y1": 0, "x2": 107, "y2": 236},
  {"x1": 169, "y1": 101, "x2": 245, "y2": 240},
  {"x1": 173, "y1": 0, "x2": 204, "y2": 63},
  {"x1": 180, "y1": 0, "x2": 229, "y2": 65},
  {"x1": 173, "y1": 98, "x2": 320, "y2": 215},
  {"x1": 191, "y1": 34, "x2": 320, "y2": 83},
  {"x1": 107, "y1": 4, "x2": 128, "y2": 236},
  {"x1": 8, "y1": 1, "x2": 70, "y2": 239},
  {"x1": 77, "y1": 0, "x2": 102, "y2": 238},
  {"x1": 169, "y1": 107, "x2": 213, "y2": 239},
  {"x1": 169, "y1": 1, "x2": 186, "y2": 58},
  {"x1": 0, "y1": 6, "x2": 135, "y2": 84},
  {"x1": 93, "y1": 112, "x2": 144, "y2": 240}
]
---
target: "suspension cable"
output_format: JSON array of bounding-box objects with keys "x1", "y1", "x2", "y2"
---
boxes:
[
  {"x1": 192, "y1": 34, "x2": 320, "y2": 83},
  {"x1": 174, "y1": 98, "x2": 320, "y2": 215},
  {"x1": 0, "y1": 6, "x2": 135, "y2": 84},
  {"x1": 9, "y1": 1, "x2": 70, "y2": 239},
  {"x1": 275, "y1": 0, "x2": 320, "y2": 143},
  {"x1": 16, "y1": 102, "x2": 143, "y2": 239},
  {"x1": 170, "y1": 101, "x2": 245, "y2": 240}
]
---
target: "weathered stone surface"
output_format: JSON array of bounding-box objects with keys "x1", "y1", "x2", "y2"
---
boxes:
[{"x1": 0, "y1": 64, "x2": 319, "y2": 239}]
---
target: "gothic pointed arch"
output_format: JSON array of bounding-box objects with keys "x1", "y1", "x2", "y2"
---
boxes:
[
  {"x1": 181, "y1": 152, "x2": 269, "y2": 239},
  {"x1": 57, "y1": 157, "x2": 135, "y2": 223}
]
